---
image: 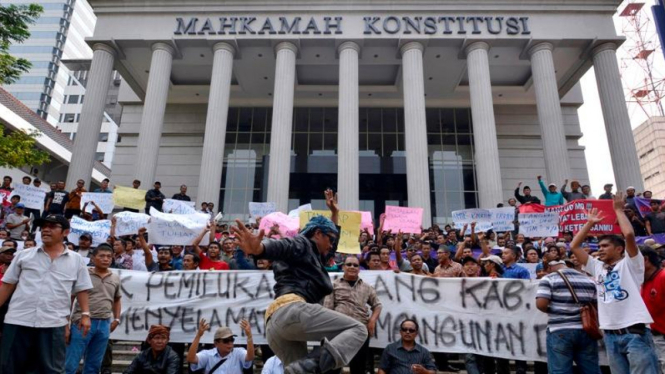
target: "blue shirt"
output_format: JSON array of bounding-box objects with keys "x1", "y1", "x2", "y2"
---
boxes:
[
  {"x1": 502, "y1": 263, "x2": 531, "y2": 279},
  {"x1": 191, "y1": 347, "x2": 252, "y2": 373},
  {"x1": 94, "y1": 188, "x2": 112, "y2": 194},
  {"x1": 262, "y1": 356, "x2": 283, "y2": 374}
]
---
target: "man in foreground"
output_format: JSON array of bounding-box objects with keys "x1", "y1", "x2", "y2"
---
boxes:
[
  {"x1": 187, "y1": 318, "x2": 254, "y2": 372},
  {"x1": 570, "y1": 193, "x2": 659, "y2": 373},
  {"x1": 378, "y1": 319, "x2": 436, "y2": 374},
  {"x1": 231, "y1": 189, "x2": 366, "y2": 374}
]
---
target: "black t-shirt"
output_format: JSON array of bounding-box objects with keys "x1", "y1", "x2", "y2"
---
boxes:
[
  {"x1": 646, "y1": 212, "x2": 665, "y2": 234},
  {"x1": 47, "y1": 189, "x2": 69, "y2": 214}
]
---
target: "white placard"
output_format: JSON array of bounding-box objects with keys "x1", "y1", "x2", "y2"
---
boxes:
[
  {"x1": 518, "y1": 212, "x2": 560, "y2": 238},
  {"x1": 68, "y1": 216, "x2": 111, "y2": 245},
  {"x1": 10, "y1": 184, "x2": 46, "y2": 211},
  {"x1": 113, "y1": 211, "x2": 150, "y2": 237},
  {"x1": 163, "y1": 199, "x2": 197, "y2": 215},
  {"x1": 81, "y1": 192, "x2": 115, "y2": 214},
  {"x1": 147, "y1": 207, "x2": 210, "y2": 245},
  {"x1": 248, "y1": 202, "x2": 277, "y2": 218},
  {"x1": 288, "y1": 204, "x2": 312, "y2": 218}
]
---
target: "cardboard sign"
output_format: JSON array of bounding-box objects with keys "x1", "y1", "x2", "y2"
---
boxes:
[
  {"x1": 81, "y1": 192, "x2": 115, "y2": 214},
  {"x1": 113, "y1": 186, "x2": 147, "y2": 211},
  {"x1": 298, "y1": 210, "x2": 362, "y2": 254},
  {"x1": 113, "y1": 211, "x2": 150, "y2": 237},
  {"x1": 9, "y1": 184, "x2": 45, "y2": 211},
  {"x1": 163, "y1": 199, "x2": 197, "y2": 215},
  {"x1": 545, "y1": 199, "x2": 621, "y2": 235},
  {"x1": 452, "y1": 208, "x2": 515, "y2": 233},
  {"x1": 258, "y1": 212, "x2": 300, "y2": 238},
  {"x1": 147, "y1": 207, "x2": 210, "y2": 245},
  {"x1": 68, "y1": 216, "x2": 111, "y2": 245},
  {"x1": 518, "y1": 213, "x2": 560, "y2": 238},
  {"x1": 382, "y1": 206, "x2": 423, "y2": 234},
  {"x1": 248, "y1": 202, "x2": 277, "y2": 218}
]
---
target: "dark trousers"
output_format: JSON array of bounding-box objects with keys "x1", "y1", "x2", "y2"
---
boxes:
[
  {"x1": 64, "y1": 209, "x2": 81, "y2": 219},
  {"x1": 0, "y1": 324, "x2": 66, "y2": 374},
  {"x1": 101, "y1": 339, "x2": 114, "y2": 372},
  {"x1": 348, "y1": 337, "x2": 370, "y2": 374}
]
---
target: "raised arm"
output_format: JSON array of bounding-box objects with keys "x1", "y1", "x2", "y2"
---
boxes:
[
  {"x1": 192, "y1": 223, "x2": 211, "y2": 255},
  {"x1": 569, "y1": 208, "x2": 605, "y2": 266},
  {"x1": 231, "y1": 220, "x2": 265, "y2": 257},
  {"x1": 613, "y1": 192, "x2": 638, "y2": 257},
  {"x1": 325, "y1": 189, "x2": 339, "y2": 225},
  {"x1": 514, "y1": 182, "x2": 525, "y2": 203},
  {"x1": 454, "y1": 242, "x2": 465, "y2": 261},
  {"x1": 240, "y1": 320, "x2": 255, "y2": 362},
  {"x1": 187, "y1": 318, "x2": 209, "y2": 364},
  {"x1": 109, "y1": 216, "x2": 117, "y2": 244},
  {"x1": 394, "y1": 230, "x2": 404, "y2": 264},
  {"x1": 538, "y1": 176, "x2": 548, "y2": 196},
  {"x1": 137, "y1": 227, "x2": 153, "y2": 267}
]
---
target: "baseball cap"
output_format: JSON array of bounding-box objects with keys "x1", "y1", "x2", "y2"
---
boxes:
[
  {"x1": 213, "y1": 326, "x2": 236, "y2": 341},
  {"x1": 548, "y1": 183, "x2": 556, "y2": 188},
  {"x1": 480, "y1": 255, "x2": 503, "y2": 266},
  {"x1": 34, "y1": 214, "x2": 70, "y2": 230},
  {"x1": 15, "y1": 203, "x2": 25, "y2": 209},
  {"x1": 0, "y1": 246, "x2": 16, "y2": 254},
  {"x1": 548, "y1": 260, "x2": 566, "y2": 266}
]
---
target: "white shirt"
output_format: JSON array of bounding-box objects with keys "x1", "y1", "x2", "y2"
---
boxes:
[
  {"x1": 191, "y1": 347, "x2": 252, "y2": 373},
  {"x1": 262, "y1": 356, "x2": 283, "y2": 374},
  {"x1": 586, "y1": 252, "x2": 654, "y2": 330},
  {"x1": 130, "y1": 249, "x2": 158, "y2": 272}
]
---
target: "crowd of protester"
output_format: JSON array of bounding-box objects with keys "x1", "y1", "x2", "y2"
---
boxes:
[{"x1": 0, "y1": 175, "x2": 662, "y2": 374}]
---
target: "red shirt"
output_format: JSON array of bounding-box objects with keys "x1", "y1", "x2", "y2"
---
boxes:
[
  {"x1": 641, "y1": 268, "x2": 665, "y2": 334},
  {"x1": 199, "y1": 254, "x2": 229, "y2": 271}
]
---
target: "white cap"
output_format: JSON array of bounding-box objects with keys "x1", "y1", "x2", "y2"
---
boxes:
[
  {"x1": 627, "y1": 186, "x2": 636, "y2": 190},
  {"x1": 548, "y1": 183, "x2": 556, "y2": 188}
]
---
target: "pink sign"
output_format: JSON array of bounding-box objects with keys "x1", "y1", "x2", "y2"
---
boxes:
[
  {"x1": 351, "y1": 211, "x2": 374, "y2": 233},
  {"x1": 382, "y1": 206, "x2": 423, "y2": 234},
  {"x1": 258, "y1": 212, "x2": 300, "y2": 238}
]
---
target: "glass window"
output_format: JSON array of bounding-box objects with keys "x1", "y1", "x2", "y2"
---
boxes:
[
  {"x1": 95, "y1": 153, "x2": 105, "y2": 162},
  {"x1": 67, "y1": 95, "x2": 79, "y2": 104}
]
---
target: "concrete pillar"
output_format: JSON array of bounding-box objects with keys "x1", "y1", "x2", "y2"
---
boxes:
[
  {"x1": 464, "y1": 42, "x2": 503, "y2": 208},
  {"x1": 197, "y1": 42, "x2": 235, "y2": 206},
  {"x1": 592, "y1": 43, "x2": 645, "y2": 190},
  {"x1": 266, "y1": 42, "x2": 297, "y2": 213},
  {"x1": 529, "y1": 42, "x2": 571, "y2": 185},
  {"x1": 337, "y1": 41, "x2": 360, "y2": 211},
  {"x1": 133, "y1": 42, "x2": 174, "y2": 185},
  {"x1": 400, "y1": 41, "x2": 432, "y2": 228},
  {"x1": 65, "y1": 44, "x2": 115, "y2": 189}
]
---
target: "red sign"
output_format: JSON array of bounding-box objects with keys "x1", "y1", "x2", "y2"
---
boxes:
[
  {"x1": 544, "y1": 200, "x2": 620, "y2": 235},
  {"x1": 518, "y1": 203, "x2": 545, "y2": 213}
]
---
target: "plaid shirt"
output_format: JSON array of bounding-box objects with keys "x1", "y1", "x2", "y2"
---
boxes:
[
  {"x1": 323, "y1": 277, "x2": 382, "y2": 325},
  {"x1": 433, "y1": 261, "x2": 464, "y2": 278}
]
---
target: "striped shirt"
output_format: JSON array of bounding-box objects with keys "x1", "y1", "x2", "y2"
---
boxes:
[{"x1": 536, "y1": 268, "x2": 597, "y2": 331}]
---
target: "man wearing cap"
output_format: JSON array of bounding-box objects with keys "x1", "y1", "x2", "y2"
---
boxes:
[
  {"x1": 536, "y1": 259, "x2": 600, "y2": 373},
  {"x1": 187, "y1": 318, "x2": 254, "y2": 373},
  {"x1": 77, "y1": 233, "x2": 94, "y2": 259},
  {"x1": 4, "y1": 203, "x2": 30, "y2": 240},
  {"x1": 537, "y1": 176, "x2": 564, "y2": 206},
  {"x1": 232, "y1": 189, "x2": 367, "y2": 374},
  {"x1": 561, "y1": 179, "x2": 587, "y2": 202},
  {"x1": 514, "y1": 182, "x2": 541, "y2": 205},
  {"x1": 599, "y1": 184, "x2": 614, "y2": 200},
  {"x1": 479, "y1": 255, "x2": 504, "y2": 278},
  {"x1": 0, "y1": 214, "x2": 93, "y2": 373}
]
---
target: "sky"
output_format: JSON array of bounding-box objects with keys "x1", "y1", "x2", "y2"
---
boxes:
[{"x1": 578, "y1": 0, "x2": 664, "y2": 195}]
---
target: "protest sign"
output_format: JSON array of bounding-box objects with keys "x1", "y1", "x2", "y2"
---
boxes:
[
  {"x1": 113, "y1": 186, "x2": 147, "y2": 211},
  {"x1": 452, "y1": 208, "x2": 515, "y2": 233},
  {"x1": 518, "y1": 213, "x2": 560, "y2": 238},
  {"x1": 113, "y1": 211, "x2": 151, "y2": 237},
  {"x1": 148, "y1": 208, "x2": 210, "y2": 246},
  {"x1": 357, "y1": 211, "x2": 374, "y2": 233},
  {"x1": 288, "y1": 204, "x2": 311, "y2": 218},
  {"x1": 10, "y1": 184, "x2": 46, "y2": 211},
  {"x1": 491, "y1": 207, "x2": 516, "y2": 232},
  {"x1": 110, "y1": 270, "x2": 548, "y2": 362},
  {"x1": 80, "y1": 192, "x2": 115, "y2": 214},
  {"x1": 518, "y1": 204, "x2": 545, "y2": 214},
  {"x1": 248, "y1": 202, "x2": 277, "y2": 218},
  {"x1": 545, "y1": 200, "x2": 621, "y2": 235},
  {"x1": 68, "y1": 216, "x2": 111, "y2": 245},
  {"x1": 163, "y1": 199, "x2": 197, "y2": 215},
  {"x1": 299, "y1": 210, "x2": 362, "y2": 254},
  {"x1": 382, "y1": 206, "x2": 423, "y2": 234},
  {"x1": 452, "y1": 209, "x2": 492, "y2": 226},
  {"x1": 0, "y1": 190, "x2": 9, "y2": 207},
  {"x1": 258, "y1": 212, "x2": 300, "y2": 238},
  {"x1": 633, "y1": 197, "x2": 665, "y2": 218}
]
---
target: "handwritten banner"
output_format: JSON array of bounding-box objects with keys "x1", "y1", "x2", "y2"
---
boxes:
[
  {"x1": 453, "y1": 208, "x2": 515, "y2": 233},
  {"x1": 258, "y1": 212, "x2": 300, "y2": 238},
  {"x1": 518, "y1": 213, "x2": 560, "y2": 238},
  {"x1": 491, "y1": 207, "x2": 516, "y2": 232},
  {"x1": 163, "y1": 199, "x2": 197, "y2": 215},
  {"x1": 9, "y1": 184, "x2": 45, "y2": 211},
  {"x1": 113, "y1": 211, "x2": 150, "y2": 237},
  {"x1": 68, "y1": 216, "x2": 111, "y2": 245},
  {"x1": 147, "y1": 207, "x2": 210, "y2": 246},
  {"x1": 544, "y1": 200, "x2": 621, "y2": 235},
  {"x1": 80, "y1": 192, "x2": 115, "y2": 214},
  {"x1": 113, "y1": 186, "x2": 147, "y2": 211},
  {"x1": 109, "y1": 270, "x2": 548, "y2": 362},
  {"x1": 299, "y1": 210, "x2": 362, "y2": 254},
  {"x1": 382, "y1": 206, "x2": 423, "y2": 234}
]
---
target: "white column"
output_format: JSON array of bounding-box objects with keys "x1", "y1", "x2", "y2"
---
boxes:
[
  {"x1": 529, "y1": 43, "x2": 571, "y2": 185},
  {"x1": 465, "y1": 42, "x2": 503, "y2": 208},
  {"x1": 133, "y1": 42, "x2": 175, "y2": 184},
  {"x1": 266, "y1": 42, "x2": 297, "y2": 213},
  {"x1": 337, "y1": 42, "x2": 360, "y2": 211},
  {"x1": 65, "y1": 44, "x2": 115, "y2": 188},
  {"x1": 197, "y1": 43, "x2": 235, "y2": 206},
  {"x1": 401, "y1": 42, "x2": 432, "y2": 228},
  {"x1": 593, "y1": 43, "x2": 645, "y2": 190}
]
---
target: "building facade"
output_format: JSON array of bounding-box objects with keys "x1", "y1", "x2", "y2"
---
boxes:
[
  {"x1": 634, "y1": 116, "x2": 665, "y2": 198},
  {"x1": 68, "y1": 0, "x2": 644, "y2": 225}
]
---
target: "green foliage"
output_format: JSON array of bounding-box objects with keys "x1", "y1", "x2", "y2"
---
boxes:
[
  {"x1": 0, "y1": 4, "x2": 43, "y2": 85},
  {"x1": 0, "y1": 126, "x2": 50, "y2": 168}
]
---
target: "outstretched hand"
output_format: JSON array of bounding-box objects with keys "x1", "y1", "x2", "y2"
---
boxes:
[
  {"x1": 586, "y1": 208, "x2": 605, "y2": 225},
  {"x1": 324, "y1": 188, "x2": 338, "y2": 213},
  {"x1": 230, "y1": 220, "x2": 264, "y2": 256},
  {"x1": 613, "y1": 191, "x2": 626, "y2": 211}
]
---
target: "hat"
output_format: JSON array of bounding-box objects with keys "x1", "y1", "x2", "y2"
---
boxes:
[
  {"x1": 34, "y1": 214, "x2": 70, "y2": 230},
  {"x1": 548, "y1": 183, "x2": 556, "y2": 188},
  {"x1": 14, "y1": 203, "x2": 24, "y2": 209},
  {"x1": 548, "y1": 260, "x2": 566, "y2": 266},
  {"x1": 555, "y1": 242, "x2": 567, "y2": 248},
  {"x1": 480, "y1": 255, "x2": 503, "y2": 266},
  {"x1": 214, "y1": 326, "x2": 236, "y2": 341},
  {"x1": 462, "y1": 256, "x2": 478, "y2": 265},
  {"x1": 627, "y1": 186, "x2": 636, "y2": 191},
  {"x1": 79, "y1": 233, "x2": 93, "y2": 241},
  {"x1": 0, "y1": 246, "x2": 16, "y2": 254}
]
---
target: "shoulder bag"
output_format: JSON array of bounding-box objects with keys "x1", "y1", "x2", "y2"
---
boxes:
[{"x1": 557, "y1": 270, "x2": 603, "y2": 340}]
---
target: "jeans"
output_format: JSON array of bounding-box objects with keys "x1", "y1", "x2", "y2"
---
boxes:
[
  {"x1": 464, "y1": 354, "x2": 481, "y2": 374},
  {"x1": 546, "y1": 328, "x2": 600, "y2": 374},
  {"x1": 603, "y1": 329, "x2": 660, "y2": 374},
  {"x1": 65, "y1": 319, "x2": 111, "y2": 374},
  {"x1": 0, "y1": 324, "x2": 66, "y2": 374},
  {"x1": 654, "y1": 333, "x2": 665, "y2": 374},
  {"x1": 266, "y1": 302, "x2": 367, "y2": 369}
]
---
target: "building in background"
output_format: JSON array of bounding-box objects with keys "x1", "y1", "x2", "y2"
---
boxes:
[{"x1": 634, "y1": 116, "x2": 665, "y2": 197}]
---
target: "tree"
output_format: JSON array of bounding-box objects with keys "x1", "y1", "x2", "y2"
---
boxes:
[
  {"x1": 0, "y1": 4, "x2": 43, "y2": 85},
  {"x1": 0, "y1": 126, "x2": 50, "y2": 168}
]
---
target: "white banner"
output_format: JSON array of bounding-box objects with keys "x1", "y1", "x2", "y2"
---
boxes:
[
  {"x1": 148, "y1": 207, "x2": 210, "y2": 245},
  {"x1": 9, "y1": 184, "x2": 45, "y2": 211},
  {"x1": 110, "y1": 270, "x2": 548, "y2": 362},
  {"x1": 68, "y1": 216, "x2": 111, "y2": 245},
  {"x1": 113, "y1": 211, "x2": 150, "y2": 237},
  {"x1": 491, "y1": 207, "x2": 516, "y2": 232},
  {"x1": 454, "y1": 208, "x2": 515, "y2": 234},
  {"x1": 163, "y1": 199, "x2": 197, "y2": 215},
  {"x1": 518, "y1": 213, "x2": 560, "y2": 238},
  {"x1": 249, "y1": 202, "x2": 277, "y2": 218},
  {"x1": 81, "y1": 192, "x2": 115, "y2": 214}
]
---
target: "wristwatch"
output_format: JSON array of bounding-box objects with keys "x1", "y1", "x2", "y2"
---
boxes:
[
  {"x1": 81, "y1": 312, "x2": 91, "y2": 317},
  {"x1": 114, "y1": 318, "x2": 121, "y2": 323}
]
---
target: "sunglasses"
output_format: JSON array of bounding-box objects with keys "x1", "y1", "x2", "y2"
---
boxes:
[
  {"x1": 401, "y1": 328, "x2": 417, "y2": 333},
  {"x1": 326, "y1": 233, "x2": 337, "y2": 245},
  {"x1": 344, "y1": 263, "x2": 359, "y2": 267},
  {"x1": 215, "y1": 337, "x2": 235, "y2": 344}
]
